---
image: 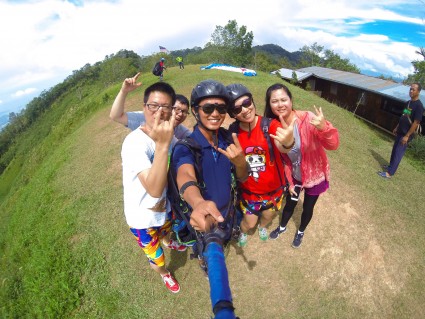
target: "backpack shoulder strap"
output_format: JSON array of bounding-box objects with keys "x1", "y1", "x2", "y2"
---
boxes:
[
  {"x1": 227, "y1": 121, "x2": 239, "y2": 135},
  {"x1": 218, "y1": 127, "x2": 234, "y2": 145},
  {"x1": 261, "y1": 116, "x2": 275, "y2": 162},
  {"x1": 174, "y1": 137, "x2": 203, "y2": 182},
  {"x1": 260, "y1": 116, "x2": 289, "y2": 188},
  {"x1": 167, "y1": 137, "x2": 204, "y2": 244}
]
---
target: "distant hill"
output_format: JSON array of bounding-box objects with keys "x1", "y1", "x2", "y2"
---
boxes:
[
  {"x1": 252, "y1": 43, "x2": 303, "y2": 65},
  {"x1": 167, "y1": 46, "x2": 203, "y2": 58}
]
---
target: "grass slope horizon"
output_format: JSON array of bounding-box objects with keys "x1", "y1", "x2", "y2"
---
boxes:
[{"x1": 1, "y1": 65, "x2": 424, "y2": 318}]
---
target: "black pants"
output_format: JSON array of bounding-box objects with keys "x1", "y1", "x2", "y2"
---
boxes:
[{"x1": 279, "y1": 192, "x2": 319, "y2": 232}]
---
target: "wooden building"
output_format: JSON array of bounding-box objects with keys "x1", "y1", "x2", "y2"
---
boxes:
[{"x1": 274, "y1": 66, "x2": 425, "y2": 134}]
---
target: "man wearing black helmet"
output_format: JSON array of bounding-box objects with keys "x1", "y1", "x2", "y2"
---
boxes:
[
  {"x1": 171, "y1": 79, "x2": 249, "y2": 233},
  {"x1": 169, "y1": 79, "x2": 249, "y2": 318}
]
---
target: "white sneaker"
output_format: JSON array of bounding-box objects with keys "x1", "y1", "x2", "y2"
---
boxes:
[
  {"x1": 238, "y1": 233, "x2": 248, "y2": 247},
  {"x1": 258, "y1": 227, "x2": 268, "y2": 241}
]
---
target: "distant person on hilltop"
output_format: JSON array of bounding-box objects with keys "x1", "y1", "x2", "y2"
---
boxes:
[
  {"x1": 158, "y1": 57, "x2": 166, "y2": 81},
  {"x1": 264, "y1": 83, "x2": 339, "y2": 248},
  {"x1": 109, "y1": 72, "x2": 191, "y2": 139},
  {"x1": 118, "y1": 80, "x2": 187, "y2": 294},
  {"x1": 378, "y1": 82, "x2": 424, "y2": 179},
  {"x1": 176, "y1": 56, "x2": 184, "y2": 69}
]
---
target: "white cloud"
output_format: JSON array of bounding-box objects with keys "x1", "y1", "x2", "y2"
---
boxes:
[
  {"x1": 0, "y1": 0, "x2": 423, "y2": 111},
  {"x1": 12, "y1": 88, "x2": 38, "y2": 98}
]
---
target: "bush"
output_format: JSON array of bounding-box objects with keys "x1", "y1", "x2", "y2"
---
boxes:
[{"x1": 408, "y1": 135, "x2": 425, "y2": 164}]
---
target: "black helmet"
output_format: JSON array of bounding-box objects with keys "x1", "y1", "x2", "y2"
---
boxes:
[
  {"x1": 226, "y1": 83, "x2": 252, "y2": 103},
  {"x1": 190, "y1": 80, "x2": 230, "y2": 109},
  {"x1": 226, "y1": 83, "x2": 253, "y2": 118}
]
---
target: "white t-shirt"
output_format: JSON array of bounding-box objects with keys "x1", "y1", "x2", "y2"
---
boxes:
[
  {"x1": 127, "y1": 111, "x2": 191, "y2": 139},
  {"x1": 121, "y1": 128, "x2": 174, "y2": 229}
]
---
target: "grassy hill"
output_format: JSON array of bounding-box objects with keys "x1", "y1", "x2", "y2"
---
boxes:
[{"x1": 1, "y1": 64, "x2": 425, "y2": 318}]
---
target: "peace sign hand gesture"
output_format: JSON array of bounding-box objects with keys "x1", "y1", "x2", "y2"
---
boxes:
[
  {"x1": 270, "y1": 114, "x2": 296, "y2": 148},
  {"x1": 121, "y1": 72, "x2": 142, "y2": 94},
  {"x1": 310, "y1": 105, "x2": 326, "y2": 131}
]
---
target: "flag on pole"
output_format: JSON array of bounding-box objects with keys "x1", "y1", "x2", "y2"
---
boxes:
[{"x1": 159, "y1": 46, "x2": 169, "y2": 54}]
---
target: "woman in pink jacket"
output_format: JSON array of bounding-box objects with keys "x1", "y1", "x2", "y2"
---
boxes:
[{"x1": 264, "y1": 83, "x2": 339, "y2": 248}]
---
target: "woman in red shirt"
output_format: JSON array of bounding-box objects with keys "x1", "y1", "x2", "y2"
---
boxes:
[
  {"x1": 227, "y1": 84, "x2": 293, "y2": 247},
  {"x1": 264, "y1": 83, "x2": 339, "y2": 248}
]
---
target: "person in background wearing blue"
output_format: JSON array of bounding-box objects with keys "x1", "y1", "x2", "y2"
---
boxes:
[
  {"x1": 378, "y1": 83, "x2": 424, "y2": 179},
  {"x1": 110, "y1": 72, "x2": 191, "y2": 139}
]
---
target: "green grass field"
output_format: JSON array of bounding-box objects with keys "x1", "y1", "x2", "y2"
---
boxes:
[{"x1": 1, "y1": 65, "x2": 424, "y2": 318}]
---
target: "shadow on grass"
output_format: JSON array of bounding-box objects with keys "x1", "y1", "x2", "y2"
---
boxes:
[
  {"x1": 370, "y1": 148, "x2": 388, "y2": 169},
  {"x1": 167, "y1": 247, "x2": 189, "y2": 273},
  {"x1": 232, "y1": 242, "x2": 257, "y2": 270}
]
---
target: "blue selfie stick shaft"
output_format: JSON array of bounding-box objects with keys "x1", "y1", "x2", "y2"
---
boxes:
[{"x1": 203, "y1": 241, "x2": 236, "y2": 319}]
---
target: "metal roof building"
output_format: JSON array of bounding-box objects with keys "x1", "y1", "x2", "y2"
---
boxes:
[
  {"x1": 273, "y1": 66, "x2": 425, "y2": 133},
  {"x1": 274, "y1": 66, "x2": 424, "y2": 104}
]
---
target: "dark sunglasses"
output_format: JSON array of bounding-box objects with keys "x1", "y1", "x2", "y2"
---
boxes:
[
  {"x1": 199, "y1": 103, "x2": 228, "y2": 115},
  {"x1": 232, "y1": 98, "x2": 252, "y2": 115}
]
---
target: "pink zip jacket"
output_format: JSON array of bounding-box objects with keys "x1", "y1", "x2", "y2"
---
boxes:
[{"x1": 282, "y1": 110, "x2": 339, "y2": 189}]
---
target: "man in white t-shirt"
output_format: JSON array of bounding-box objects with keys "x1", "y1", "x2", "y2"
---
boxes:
[
  {"x1": 120, "y1": 80, "x2": 186, "y2": 294},
  {"x1": 110, "y1": 72, "x2": 191, "y2": 138}
]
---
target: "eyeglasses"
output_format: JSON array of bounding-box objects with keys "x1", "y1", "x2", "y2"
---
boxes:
[
  {"x1": 145, "y1": 103, "x2": 174, "y2": 112},
  {"x1": 232, "y1": 98, "x2": 252, "y2": 115},
  {"x1": 175, "y1": 108, "x2": 189, "y2": 116},
  {"x1": 198, "y1": 103, "x2": 228, "y2": 115}
]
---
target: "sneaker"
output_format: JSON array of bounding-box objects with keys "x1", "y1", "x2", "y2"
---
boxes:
[
  {"x1": 269, "y1": 226, "x2": 287, "y2": 240},
  {"x1": 161, "y1": 272, "x2": 180, "y2": 293},
  {"x1": 382, "y1": 164, "x2": 389, "y2": 170},
  {"x1": 258, "y1": 227, "x2": 268, "y2": 241},
  {"x1": 291, "y1": 232, "x2": 304, "y2": 249},
  {"x1": 238, "y1": 232, "x2": 248, "y2": 247},
  {"x1": 377, "y1": 171, "x2": 391, "y2": 179},
  {"x1": 164, "y1": 239, "x2": 187, "y2": 252}
]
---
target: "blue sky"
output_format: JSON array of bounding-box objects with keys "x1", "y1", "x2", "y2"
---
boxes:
[{"x1": 0, "y1": 0, "x2": 424, "y2": 118}]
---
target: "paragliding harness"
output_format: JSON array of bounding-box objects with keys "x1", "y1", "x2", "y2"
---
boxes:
[
  {"x1": 152, "y1": 61, "x2": 162, "y2": 76},
  {"x1": 167, "y1": 128, "x2": 241, "y2": 261},
  {"x1": 228, "y1": 116, "x2": 288, "y2": 215}
]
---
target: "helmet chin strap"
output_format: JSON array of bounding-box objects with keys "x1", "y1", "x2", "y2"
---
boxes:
[{"x1": 193, "y1": 108, "x2": 219, "y2": 147}]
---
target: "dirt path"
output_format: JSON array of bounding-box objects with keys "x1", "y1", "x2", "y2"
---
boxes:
[{"x1": 94, "y1": 105, "x2": 423, "y2": 318}]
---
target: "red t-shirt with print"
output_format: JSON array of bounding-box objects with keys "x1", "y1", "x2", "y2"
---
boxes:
[{"x1": 236, "y1": 115, "x2": 285, "y2": 201}]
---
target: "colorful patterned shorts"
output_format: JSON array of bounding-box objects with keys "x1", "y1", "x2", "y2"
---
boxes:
[
  {"x1": 129, "y1": 219, "x2": 172, "y2": 267},
  {"x1": 239, "y1": 192, "x2": 285, "y2": 216}
]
